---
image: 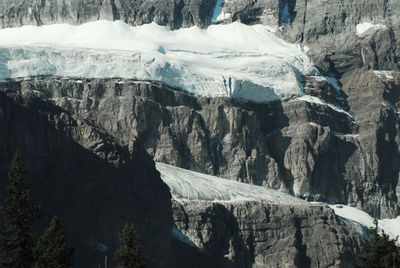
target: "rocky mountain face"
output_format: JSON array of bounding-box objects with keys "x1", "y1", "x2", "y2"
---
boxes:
[
  {"x1": 223, "y1": 0, "x2": 400, "y2": 75},
  {"x1": 9, "y1": 76, "x2": 399, "y2": 219},
  {"x1": 0, "y1": 82, "x2": 177, "y2": 267},
  {"x1": 173, "y1": 200, "x2": 361, "y2": 268},
  {"x1": 0, "y1": 0, "x2": 216, "y2": 29},
  {"x1": 0, "y1": 78, "x2": 363, "y2": 267},
  {"x1": 1, "y1": 0, "x2": 399, "y2": 266}
]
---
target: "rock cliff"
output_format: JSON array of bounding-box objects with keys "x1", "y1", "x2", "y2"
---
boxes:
[
  {"x1": 223, "y1": 0, "x2": 400, "y2": 74},
  {"x1": 0, "y1": 77, "x2": 365, "y2": 267},
  {"x1": 2, "y1": 76, "x2": 399, "y2": 219},
  {"x1": 173, "y1": 200, "x2": 361, "y2": 268},
  {"x1": 0, "y1": 0, "x2": 216, "y2": 29},
  {"x1": 0, "y1": 82, "x2": 177, "y2": 267}
]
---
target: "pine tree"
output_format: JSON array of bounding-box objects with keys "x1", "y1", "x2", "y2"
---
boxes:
[
  {"x1": 34, "y1": 216, "x2": 74, "y2": 268},
  {"x1": 114, "y1": 224, "x2": 146, "y2": 268},
  {"x1": 354, "y1": 218, "x2": 400, "y2": 268},
  {"x1": 0, "y1": 153, "x2": 41, "y2": 268}
]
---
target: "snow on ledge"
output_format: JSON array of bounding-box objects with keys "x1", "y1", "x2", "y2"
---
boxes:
[
  {"x1": 374, "y1": 70, "x2": 394, "y2": 80},
  {"x1": 329, "y1": 204, "x2": 400, "y2": 242},
  {"x1": 356, "y1": 22, "x2": 387, "y2": 36},
  {"x1": 156, "y1": 162, "x2": 305, "y2": 204},
  {"x1": 291, "y1": 95, "x2": 353, "y2": 119}
]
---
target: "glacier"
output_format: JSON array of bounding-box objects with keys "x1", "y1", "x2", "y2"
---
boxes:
[
  {"x1": 329, "y1": 204, "x2": 400, "y2": 242},
  {"x1": 157, "y1": 162, "x2": 400, "y2": 241},
  {"x1": 0, "y1": 20, "x2": 319, "y2": 103},
  {"x1": 156, "y1": 162, "x2": 306, "y2": 203}
]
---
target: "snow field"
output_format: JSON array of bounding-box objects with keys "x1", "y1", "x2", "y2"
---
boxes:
[
  {"x1": 0, "y1": 20, "x2": 319, "y2": 103},
  {"x1": 156, "y1": 162, "x2": 306, "y2": 203}
]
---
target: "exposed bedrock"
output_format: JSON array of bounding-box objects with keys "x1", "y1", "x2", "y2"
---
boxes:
[
  {"x1": 0, "y1": 0, "x2": 216, "y2": 30},
  {"x1": 223, "y1": 0, "x2": 400, "y2": 75},
  {"x1": 0, "y1": 86, "x2": 178, "y2": 267},
  {"x1": 2, "y1": 74, "x2": 399, "y2": 218},
  {"x1": 173, "y1": 200, "x2": 361, "y2": 268},
  {"x1": 0, "y1": 79, "x2": 365, "y2": 268}
]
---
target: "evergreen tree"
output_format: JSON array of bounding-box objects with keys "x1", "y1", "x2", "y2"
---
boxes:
[
  {"x1": 114, "y1": 224, "x2": 146, "y2": 268},
  {"x1": 0, "y1": 153, "x2": 40, "y2": 268},
  {"x1": 354, "y1": 218, "x2": 400, "y2": 268},
  {"x1": 34, "y1": 216, "x2": 74, "y2": 268}
]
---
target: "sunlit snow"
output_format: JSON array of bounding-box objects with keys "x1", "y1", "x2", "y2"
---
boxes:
[
  {"x1": 330, "y1": 204, "x2": 400, "y2": 242},
  {"x1": 156, "y1": 162, "x2": 305, "y2": 203},
  {"x1": 374, "y1": 70, "x2": 394, "y2": 80},
  {"x1": 0, "y1": 20, "x2": 319, "y2": 103},
  {"x1": 292, "y1": 95, "x2": 353, "y2": 118},
  {"x1": 356, "y1": 22, "x2": 387, "y2": 36}
]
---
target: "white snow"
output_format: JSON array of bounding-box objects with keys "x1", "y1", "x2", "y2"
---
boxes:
[
  {"x1": 356, "y1": 22, "x2": 387, "y2": 36},
  {"x1": 374, "y1": 70, "x2": 394, "y2": 80},
  {"x1": 292, "y1": 95, "x2": 353, "y2": 118},
  {"x1": 329, "y1": 204, "x2": 400, "y2": 242},
  {"x1": 0, "y1": 20, "x2": 319, "y2": 103},
  {"x1": 156, "y1": 162, "x2": 306, "y2": 203},
  {"x1": 212, "y1": 0, "x2": 231, "y2": 23}
]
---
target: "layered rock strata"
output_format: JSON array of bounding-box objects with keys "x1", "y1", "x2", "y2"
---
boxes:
[
  {"x1": 0, "y1": 0, "x2": 216, "y2": 29},
  {"x1": 173, "y1": 200, "x2": 361, "y2": 268},
  {"x1": 1, "y1": 75, "x2": 398, "y2": 218}
]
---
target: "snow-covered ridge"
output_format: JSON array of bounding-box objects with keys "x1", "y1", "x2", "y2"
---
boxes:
[
  {"x1": 0, "y1": 20, "x2": 319, "y2": 103},
  {"x1": 156, "y1": 162, "x2": 305, "y2": 203}
]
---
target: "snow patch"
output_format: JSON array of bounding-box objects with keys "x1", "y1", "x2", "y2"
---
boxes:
[
  {"x1": 356, "y1": 22, "x2": 387, "y2": 36},
  {"x1": 292, "y1": 95, "x2": 353, "y2": 118},
  {"x1": 374, "y1": 70, "x2": 394, "y2": 80},
  {"x1": 0, "y1": 20, "x2": 319, "y2": 103},
  {"x1": 156, "y1": 162, "x2": 306, "y2": 203},
  {"x1": 329, "y1": 204, "x2": 400, "y2": 242}
]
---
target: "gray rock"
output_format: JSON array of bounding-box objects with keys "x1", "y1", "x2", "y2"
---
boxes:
[
  {"x1": 0, "y1": 85, "x2": 176, "y2": 267},
  {"x1": 3, "y1": 75, "x2": 399, "y2": 218},
  {"x1": 173, "y1": 200, "x2": 361, "y2": 268},
  {"x1": 223, "y1": 0, "x2": 400, "y2": 74},
  {"x1": 0, "y1": 0, "x2": 216, "y2": 29}
]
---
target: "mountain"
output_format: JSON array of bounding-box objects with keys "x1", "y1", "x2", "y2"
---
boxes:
[{"x1": 0, "y1": 0, "x2": 399, "y2": 267}]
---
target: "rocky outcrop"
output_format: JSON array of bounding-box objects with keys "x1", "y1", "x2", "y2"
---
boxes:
[
  {"x1": 0, "y1": 0, "x2": 216, "y2": 29},
  {"x1": 223, "y1": 0, "x2": 400, "y2": 75},
  {"x1": 2, "y1": 75, "x2": 399, "y2": 218},
  {"x1": 0, "y1": 77, "x2": 366, "y2": 267},
  {"x1": 0, "y1": 85, "x2": 177, "y2": 267},
  {"x1": 173, "y1": 200, "x2": 361, "y2": 268}
]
